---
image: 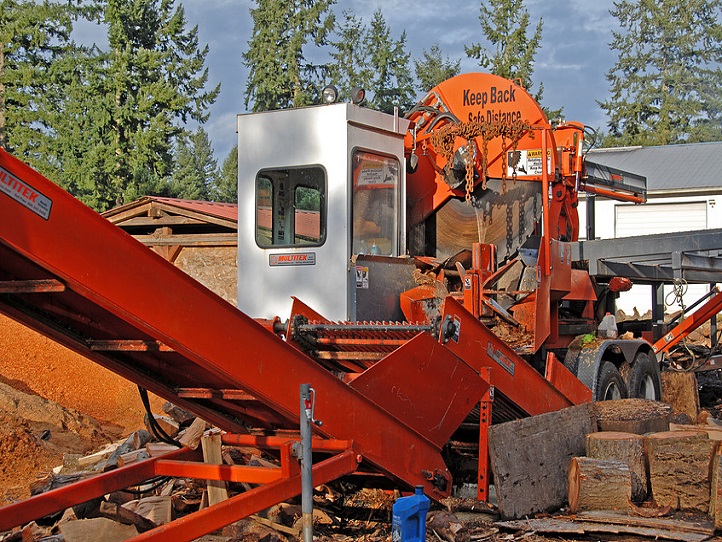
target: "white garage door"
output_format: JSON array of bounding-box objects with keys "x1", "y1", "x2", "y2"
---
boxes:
[
  {"x1": 614, "y1": 201, "x2": 710, "y2": 315},
  {"x1": 615, "y1": 201, "x2": 707, "y2": 237}
]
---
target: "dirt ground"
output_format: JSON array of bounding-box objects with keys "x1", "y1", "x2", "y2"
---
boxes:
[{"x1": 0, "y1": 313, "x2": 164, "y2": 505}]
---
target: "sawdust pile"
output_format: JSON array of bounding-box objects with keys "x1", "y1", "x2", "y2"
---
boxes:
[{"x1": 0, "y1": 314, "x2": 163, "y2": 505}]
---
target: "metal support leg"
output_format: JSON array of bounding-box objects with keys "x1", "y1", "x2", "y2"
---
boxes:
[
  {"x1": 477, "y1": 368, "x2": 493, "y2": 502},
  {"x1": 711, "y1": 284, "x2": 719, "y2": 347},
  {"x1": 300, "y1": 384, "x2": 314, "y2": 542}
]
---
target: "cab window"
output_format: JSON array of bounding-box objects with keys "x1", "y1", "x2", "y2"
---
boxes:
[
  {"x1": 351, "y1": 151, "x2": 400, "y2": 255},
  {"x1": 255, "y1": 167, "x2": 325, "y2": 247}
]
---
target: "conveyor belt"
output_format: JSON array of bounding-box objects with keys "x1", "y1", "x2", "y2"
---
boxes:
[
  {"x1": 0, "y1": 148, "x2": 588, "y2": 521},
  {"x1": 0, "y1": 148, "x2": 486, "y2": 500}
]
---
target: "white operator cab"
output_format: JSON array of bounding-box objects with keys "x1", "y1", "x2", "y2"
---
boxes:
[{"x1": 236, "y1": 103, "x2": 410, "y2": 321}]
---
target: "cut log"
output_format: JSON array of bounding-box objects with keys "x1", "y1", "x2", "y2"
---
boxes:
[
  {"x1": 661, "y1": 371, "x2": 699, "y2": 420},
  {"x1": 122, "y1": 496, "x2": 173, "y2": 526},
  {"x1": 646, "y1": 430, "x2": 717, "y2": 513},
  {"x1": 201, "y1": 433, "x2": 228, "y2": 506},
  {"x1": 488, "y1": 403, "x2": 596, "y2": 519},
  {"x1": 59, "y1": 518, "x2": 138, "y2": 542},
  {"x1": 145, "y1": 414, "x2": 180, "y2": 438},
  {"x1": 77, "y1": 441, "x2": 123, "y2": 470},
  {"x1": 592, "y1": 399, "x2": 671, "y2": 434},
  {"x1": 146, "y1": 442, "x2": 181, "y2": 457},
  {"x1": 586, "y1": 431, "x2": 648, "y2": 501},
  {"x1": 568, "y1": 456, "x2": 632, "y2": 513}
]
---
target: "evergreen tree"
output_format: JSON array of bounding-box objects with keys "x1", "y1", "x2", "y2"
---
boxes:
[
  {"x1": 243, "y1": 0, "x2": 335, "y2": 111},
  {"x1": 54, "y1": 0, "x2": 219, "y2": 210},
  {"x1": 415, "y1": 43, "x2": 460, "y2": 93},
  {"x1": 214, "y1": 144, "x2": 238, "y2": 203},
  {"x1": 600, "y1": 0, "x2": 722, "y2": 146},
  {"x1": 169, "y1": 127, "x2": 218, "y2": 200},
  {"x1": 327, "y1": 10, "x2": 367, "y2": 101},
  {"x1": 363, "y1": 9, "x2": 414, "y2": 114},
  {"x1": 0, "y1": 0, "x2": 73, "y2": 164},
  {"x1": 465, "y1": 0, "x2": 544, "y2": 101}
]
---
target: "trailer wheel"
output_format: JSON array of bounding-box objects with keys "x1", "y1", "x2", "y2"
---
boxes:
[
  {"x1": 628, "y1": 352, "x2": 662, "y2": 400},
  {"x1": 596, "y1": 361, "x2": 628, "y2": 401}
]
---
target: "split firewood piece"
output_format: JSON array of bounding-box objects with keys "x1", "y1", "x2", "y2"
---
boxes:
[
  {"x1": 586, "y1": 431, "x2": 648, "y2": 501},
  {"x1": 646, "y1": 430, "x2": 717, "y2": 513},
  {"x1": 568, "y1": 456, "x2": 632, "y2": 513},
  {"x1": 178, "y1": 418, "x2": 208, "y2": 450},
  {"x1": 103, "y1": 430, "x2": 151, "y2": 471},
  {"x1": 99, "y1": 500, "x2": 157, "y2": 533},
  {"x1": 201, "y1": 433, "x2": 228, "y2": 506}
]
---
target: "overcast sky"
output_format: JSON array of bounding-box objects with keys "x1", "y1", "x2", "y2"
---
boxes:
[{"x1": 80, "y1": 0, "x2": 619, "y2": 162}]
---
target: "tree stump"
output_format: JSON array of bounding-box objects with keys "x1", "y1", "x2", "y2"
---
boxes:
[
  {"x1": 568, "y1": 457, "x2": 632, "y2": 513},
  {"x1": 646, "y1": 431, "x2": 717, "y2": 513},
  {"x1": 661, "y1": 371, "x2": 699, "y2": 420},
  {"x1": 592, "y1": 399, "x2": 671, "y2": 434},
  {"x1": 586, "y1": 431, "x2": 648, "y2": 501},
  {"x1": 710, "y1": 446, "x2": 722, "y2": 528}
]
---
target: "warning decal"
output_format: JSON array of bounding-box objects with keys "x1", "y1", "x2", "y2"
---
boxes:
[
  {"x1": 0, "y1": 166, "x2": 52, "y2": 220},
  {"x1": 355, "y1": 266, "x2": 369, "y2": 289},
  {"x1": 507, "y1": 149, "x2": 552, "y2": 177}
]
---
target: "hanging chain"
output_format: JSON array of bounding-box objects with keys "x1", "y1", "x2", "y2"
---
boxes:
[
  {"x1": 429, "y1": 117, "x2": 532, "y2": 203},
  {"x1": 465, "y1": 143, "x2": 475, "y2": 202}
]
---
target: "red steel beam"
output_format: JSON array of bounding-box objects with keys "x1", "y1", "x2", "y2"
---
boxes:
[
  {"x1": 653, "y1": 289, "x2": 722, "y2": 355},
  {"x1": 155, "y1": 460, "x2": 284, "y2": 484},
  {"x1": 0, "y1": 447, "x2": 198, "y2": 532},
  {"x1": 128, "y1": 449, "x2": 359, "y2": 542}
]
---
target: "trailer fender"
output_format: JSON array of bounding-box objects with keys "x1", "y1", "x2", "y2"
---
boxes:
[{"x1": 563, "y1": 338, "x2": 659, "y2": 401}]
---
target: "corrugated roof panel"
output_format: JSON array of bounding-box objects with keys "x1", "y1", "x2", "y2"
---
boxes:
[
  {"x1": 151, "y1": 197, "x2": 238, "y2": 222},
  {"x1": 588, "y1": 141, "x2": 722, "y2": 192}
]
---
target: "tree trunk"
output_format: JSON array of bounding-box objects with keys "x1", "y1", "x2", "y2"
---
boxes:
[
  {"x1": 568, "y1": 456, "x2": 632, "y2": 513},
  {"x1": 0, "y1": 45, "x2": 6, "y2": 150},
  {"x1": 586, "y1": 431, "x2": 648, "y2": 501}
]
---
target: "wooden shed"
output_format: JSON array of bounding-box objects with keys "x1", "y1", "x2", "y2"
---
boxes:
[{"x1": 103, "y1": 197, "x2": 238, "y2": 306}]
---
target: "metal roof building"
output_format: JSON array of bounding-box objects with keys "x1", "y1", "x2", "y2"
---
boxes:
[{"x1": 588, "y1": 142, "x2": 722, "y2": 194}]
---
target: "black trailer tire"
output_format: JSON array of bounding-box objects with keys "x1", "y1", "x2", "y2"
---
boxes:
[
  {"x1": 628, "y1": 352, "x2": 662, "y2": 400},
  {"x1": 596, "y1": 361, "x2": 628, "y2": 401}
]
